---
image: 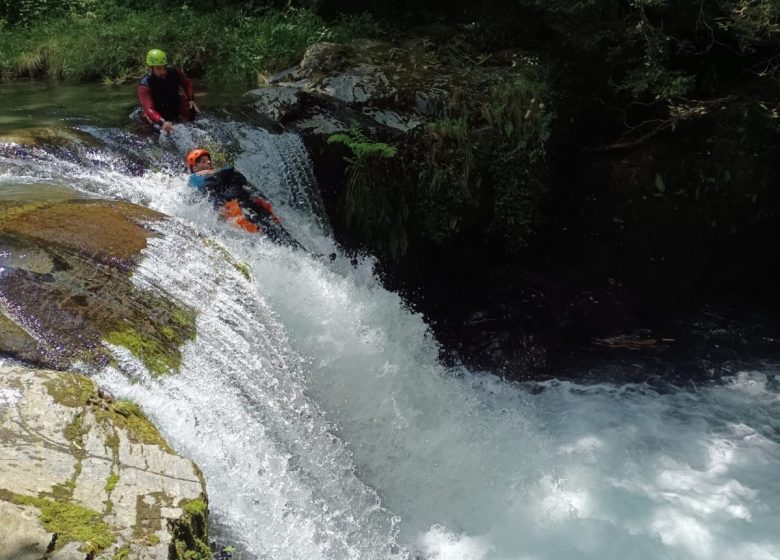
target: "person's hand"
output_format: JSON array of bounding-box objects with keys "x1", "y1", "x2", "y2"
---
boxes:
[
  {"x1": 161, "y1": 120, "x2": 174, "y2": 134},
  {"x1": 189, "y1": 100, "x2": 200, "y2": 114}
]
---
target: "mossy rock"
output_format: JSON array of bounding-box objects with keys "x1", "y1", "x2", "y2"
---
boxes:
[
  {"x1": 4, "y1": 492, "x2": 116, "y2": 554},
  {"x1": 0, "y1": 126, "x2": 100, "y2": 149},
  {"x1": 0, "y1": 366, "x2": 209, "y2": 558},
  {"x1": 0, "y1": 192, "x2": 197, "y2": 375},
  {"x1": 0, "y1": 198, "x2": 164, "y2": 261},
  {"x1": 0, "y1": 310, "x2": 40, "y2": 363}
]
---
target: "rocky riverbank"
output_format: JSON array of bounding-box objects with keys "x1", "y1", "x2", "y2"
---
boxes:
[
  {"x1": 0, "y1": 365, "x2": 209, "y2": 559},
  {"x1": 0, "y1": 182, "x2": 213, "y2": 559}
]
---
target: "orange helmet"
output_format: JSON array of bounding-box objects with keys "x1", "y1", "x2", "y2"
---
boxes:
[{"x1": 186, "y1": 148, "x2": 210, "y2": 170}]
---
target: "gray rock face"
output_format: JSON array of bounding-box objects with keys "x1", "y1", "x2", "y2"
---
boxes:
[
  {"x1": 246, "y1": 40, "x2": 445, "y2": 136},
  {"x1": 0, "y1": 365, "x2": 209, "y2": 559},
  {"x1": 246, "y1": 39, "x2": 526, "y2": 140}
]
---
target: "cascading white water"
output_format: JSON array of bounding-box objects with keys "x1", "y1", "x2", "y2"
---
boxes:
[
  {"x1": 2, "y1": 119, "x2": 780, "y2": 560},
  {"x1": 95, "y1": 221, "x2": 404, "y2": 559}
]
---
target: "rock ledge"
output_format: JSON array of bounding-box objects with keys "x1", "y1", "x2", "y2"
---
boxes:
[{"x1": 0, "y1": 365, "x2": 209, "y2": 559}]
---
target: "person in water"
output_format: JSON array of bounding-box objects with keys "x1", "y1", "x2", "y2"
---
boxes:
[
  {"x1": 185, "y1": 148, "x2": 298, "y2": 245},
  {"x1": 137, "y1": 49, "x2": 199, "y2": 134}
]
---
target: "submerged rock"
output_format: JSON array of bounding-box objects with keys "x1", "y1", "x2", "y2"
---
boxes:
[
  {"x1": 0, "y1": 365, "x2": 209, "y2": 559},
  {"x1": 0, "y1": 127, "x2": 99, "y2": 149},
  {"x1": 0, "y1": 191, "x2": 197, "y2": 375}
]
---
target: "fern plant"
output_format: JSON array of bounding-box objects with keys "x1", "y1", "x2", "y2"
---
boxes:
[{"x1": 327, "y1": 126, "x2": 407, "y2": 258}]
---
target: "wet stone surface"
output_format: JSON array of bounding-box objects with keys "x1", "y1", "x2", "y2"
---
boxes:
[{"x1": 0, "y1": 190, "x2": 196, "y2": 375}]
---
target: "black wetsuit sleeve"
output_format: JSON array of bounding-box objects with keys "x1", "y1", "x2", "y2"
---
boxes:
[{"x1": 214, "y1": 166, "x2": 250, "y2": 186}]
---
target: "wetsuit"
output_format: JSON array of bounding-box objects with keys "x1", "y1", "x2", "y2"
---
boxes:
[
  {"x1": 137, "y1": 66, "x2": 195, "y2": 126},
  {"x1": 189, "y1": 167, "x2": 299, "y2": 246}
]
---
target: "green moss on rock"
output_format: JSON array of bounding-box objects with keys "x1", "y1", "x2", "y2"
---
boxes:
[
  {"x1": 134, "y1": 492, "x2": 168, "y2": 540},
  {"x1": 113, "y1": 545, "x2": 131, "y2": 560},
  {"x1": 105, "y1": 325, "x2": 180, "y2": 376},
  {"x1": 95, "y1": 400, "x2": 172, "y2": 452},
  {"x1": 105, "y1": 304, "x2": 196, "y2": 376},
  {"x1": 233, "y1": 261, "x2": 252, "y2": 281},
  {"x1": 171, "y1": 495, "x2": 211, "y2": 560},
  {"x1": 2, "y1": 491, "x2": 116, "y2": 554},
  {"x1": 105, "y1": 473, "x2": 120, "y2": 494},
  {"x1": 63, "y1": 413, "x2": 88, "y2": 460},
  {"x1": 0, "y1": 197, "x2": 198, "y2": 377},
  {"x1": 44, "y1": 374, "x2": 95, "y2": 408},
  {"x1": 105, "y1": 432, "x2": 120, "y2": 462},
  {"x1": 0, "y1": 127, "x2": 100, "y2": 149}
]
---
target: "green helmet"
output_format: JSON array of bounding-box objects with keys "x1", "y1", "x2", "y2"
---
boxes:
[{"x1": 146, "y1": 49, "x2": 167, "y2": 66}]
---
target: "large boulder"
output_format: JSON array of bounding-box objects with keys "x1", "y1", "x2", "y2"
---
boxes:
[
  {"x1": 0, "y1": 189, "x2": 196, "y2": 375},
  {"x1": 0, "y1": 365, "x2": 209, "y2": 559},
  {"x1": 246, "y1": 39, "x2": 554, "y2": 265},
  {"x1": 247, "y1": 39, "x2": 520, "y2": 137}
]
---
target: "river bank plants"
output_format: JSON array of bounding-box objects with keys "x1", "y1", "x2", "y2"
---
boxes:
[{"x1": 0, "y1": 2, "x2": 378, "y2": 83}]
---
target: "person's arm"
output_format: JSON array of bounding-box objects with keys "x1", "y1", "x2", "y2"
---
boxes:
[
  {"x1": 137, "y1": 83, "x2": 162, "y2": 125},
  {"x1": 177, "y1": 68, "x2": 198, "y2": 112},
  {"x1": 138, "y1": 83, "x2": 174, "y2": 132},
  {"x1": 250, "y1": 196, "x2": 282, "y2": 224}
]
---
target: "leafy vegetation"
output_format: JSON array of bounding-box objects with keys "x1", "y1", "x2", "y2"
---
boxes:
[
  {"x1": 0, "y1": 3, "x2": 379, "y2": 83},
  {"x1": 409, "y1": 64, "x2": 554, "y2": 255},
  {"x1": 172, "y1": 496, "x2": 211, "y2": 560},
  {"x1": 328, "y1": 126, "x2": 407, "y2": 257}
]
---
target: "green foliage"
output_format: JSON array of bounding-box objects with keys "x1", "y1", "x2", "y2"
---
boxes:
[
  {"x1": 328, "y1": 126, "x2": 408, "y2": 258},
  {"x1": 481, "y1": 69, "x2": 554, "y2": 161},
  {"x1": 413, "y1": 65, "x2": 554, "y2": 252},
  {"x1": 181, "y1": 497, "x2": 208, "y2": 516},
  {"x1": 720, "y1": 0, "x2": 780, "y2": 50},
  {"x1": 620, "y1": 64, "x2": 695, "y2": 100},
  {"x1": 328, "y1": 126, "x2": 397, "y2": 163},
  {"x1": 172, "y1": 496, "x2": 211, "y2": 560},
  {"x1": 0, "y1": 0, "x2": 100, "y2": 27},
  {"x1": 417, "y1": 116, "x2": 476, "y2": 242},
  {"x1": 0, "y1": 5, "x2": 378, "y2": 83}
]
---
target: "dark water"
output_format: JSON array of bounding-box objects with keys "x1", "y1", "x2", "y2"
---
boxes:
[{"x1": 0, "y1": 79, "x2": 251, "y2": 133}]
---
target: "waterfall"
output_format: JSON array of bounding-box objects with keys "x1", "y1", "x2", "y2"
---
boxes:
[{"x1": 2, "y1": 116, "x2": 780, "y2": 560}]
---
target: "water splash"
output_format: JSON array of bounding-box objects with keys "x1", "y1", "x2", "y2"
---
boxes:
[
  {"x1": 95, "y1": 220, "x2": 404, "y2": 559},
  {"x1": 2, "y1": 117, "x2": 780, "y2": 560}
]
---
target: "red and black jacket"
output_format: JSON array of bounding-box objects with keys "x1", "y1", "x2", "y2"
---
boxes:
[{"x1": 137, "y1": 66, "x2": 194, "y2": 124}]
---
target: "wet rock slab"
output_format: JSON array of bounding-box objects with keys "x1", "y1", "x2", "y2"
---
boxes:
[{"x1": 0, "y1": 190, "x2": 196, "y2": 375}]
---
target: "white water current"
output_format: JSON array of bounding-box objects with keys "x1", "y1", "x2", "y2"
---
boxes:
[{"x1": 2, "y1": 119, "x2": 780, "y2": 559}]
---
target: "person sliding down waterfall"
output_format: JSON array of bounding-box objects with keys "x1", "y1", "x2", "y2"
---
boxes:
[
  {"x1": 137, "y1": 49, "x2": 199, "y2": 134},
  {"x1": 185, "y1": 148, "x2": 300, "y2": 247}
]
